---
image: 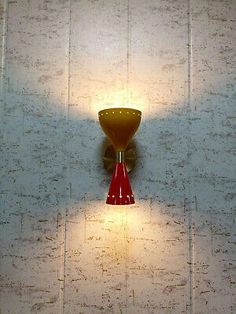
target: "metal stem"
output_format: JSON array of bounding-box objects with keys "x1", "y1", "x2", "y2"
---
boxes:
[{"x1": 116, "y1": 151, "x2": 125, "y2": 163}]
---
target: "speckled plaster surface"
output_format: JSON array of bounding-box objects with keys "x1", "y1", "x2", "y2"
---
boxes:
[{"x1": 0, "y1": 0, "x2": 235, "y2": 313}]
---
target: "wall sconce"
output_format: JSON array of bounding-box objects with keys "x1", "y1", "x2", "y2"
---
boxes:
[{"x1": 98, "y1": 108, "x2": 141, "y2": 205}]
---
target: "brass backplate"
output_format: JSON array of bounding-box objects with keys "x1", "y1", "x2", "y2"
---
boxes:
[{"x1": 102, "y1": 140, "x2": 137, "y2": 173}]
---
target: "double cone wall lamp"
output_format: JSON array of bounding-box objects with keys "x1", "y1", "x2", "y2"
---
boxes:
[{"x1": 98, "y1": 108, "x2": 141, "y2": 205}]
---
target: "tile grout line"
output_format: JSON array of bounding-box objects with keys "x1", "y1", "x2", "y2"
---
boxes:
[
  {"x1": 123, "y1": 206, "x2": 128, "y2": 313},
  {"x1": 187, "y1": 0, "x2": 195, "y2": 313},
  {"x1": 0, "y1": 0, "x2": 8, "y2": 110},
  {"x1": 126, "y1": 0, "x2": 131, "y2": 105},
  {"x1": 67, "y1": 0, "x2": 72, "y2": 120},
  {"x1": 59, "y1": 0, "x2": 72, "y2": 313},
  {"x1": 125, "y1": 1, "x2": 131, "y2": 311},
  {"x1": 61, "y1": 212, "x2": 68, "y2": 314}
]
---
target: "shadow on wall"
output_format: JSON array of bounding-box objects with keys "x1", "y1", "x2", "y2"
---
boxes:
[
  {"x1": 1, "y1": 58, "x2": 234, "y2": 215},
  {"x1": 1, "y1": 75, "x2": 235, "y2": 311},
  {"x1": 0, "y1": 0, "x2": 235, "y2": 312}
]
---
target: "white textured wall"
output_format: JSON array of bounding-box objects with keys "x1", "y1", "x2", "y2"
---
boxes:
[{"x1": 0, "y1": 0, "x2": 235, "y2": 313}]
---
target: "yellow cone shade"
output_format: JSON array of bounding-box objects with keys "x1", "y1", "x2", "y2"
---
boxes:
[{"x1": 98, "y1": 108, "x2": 141, "y2": 152}]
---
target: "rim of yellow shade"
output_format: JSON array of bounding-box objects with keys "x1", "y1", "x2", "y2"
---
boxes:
[{"x1": 98, "y1": 107, "x2": 142, "y2": 117}]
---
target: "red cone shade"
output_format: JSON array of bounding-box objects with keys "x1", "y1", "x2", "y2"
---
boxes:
[{"x1": 106, "y1": 162, "x2": 135, "y2": 205}]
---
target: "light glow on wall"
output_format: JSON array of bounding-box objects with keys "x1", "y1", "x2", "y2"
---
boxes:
[
  {"x1": 66, "y1": 201, "x2": 185, "y2": 269},
  {"x1": 90, "y1": 88, "x2": 147, "y2": 118},
  {"x1": 68, "y1": 78, "x2": 187, "y2": 120}
]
